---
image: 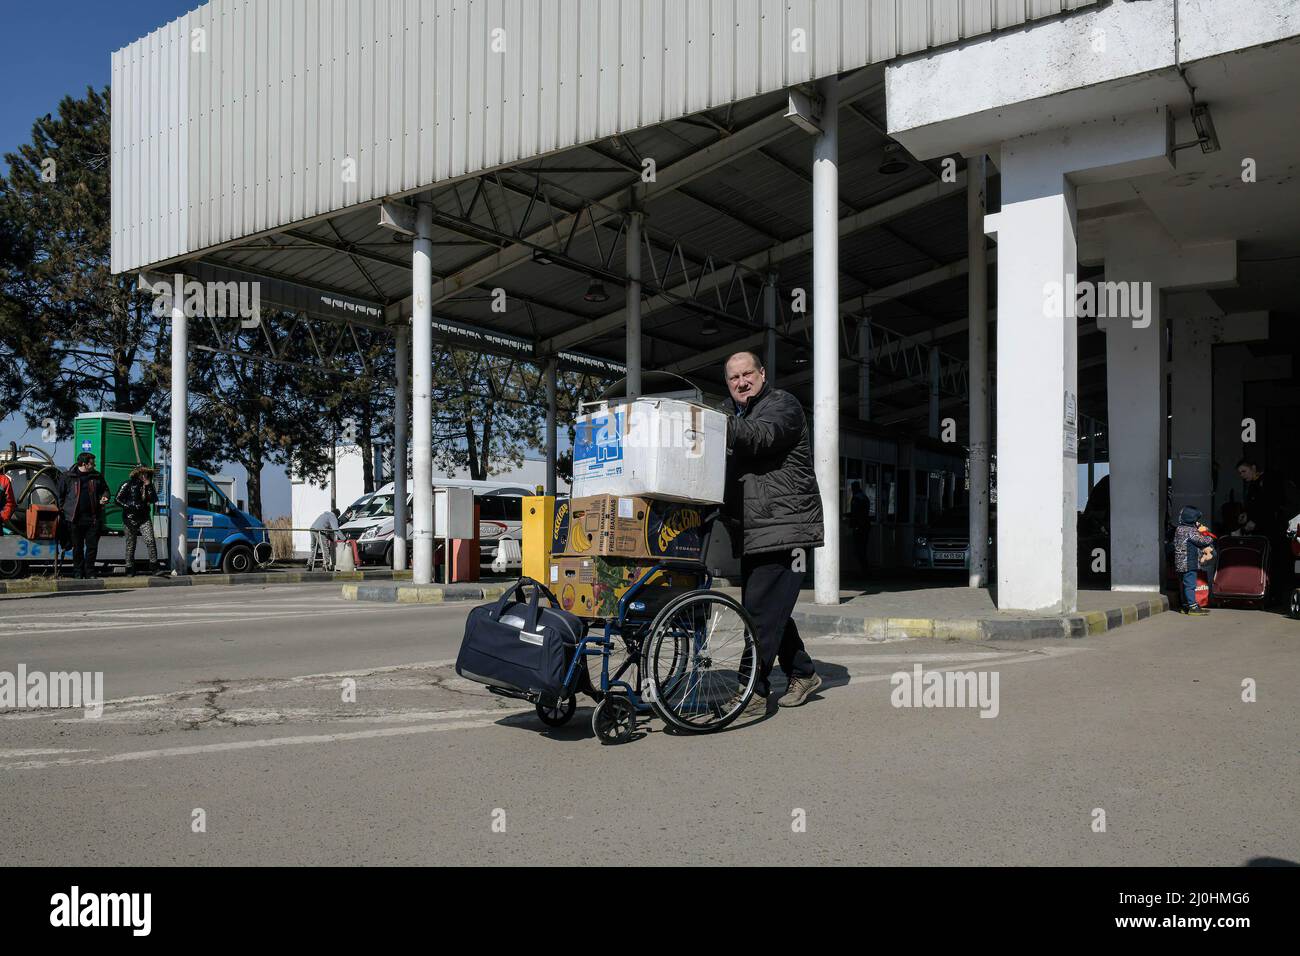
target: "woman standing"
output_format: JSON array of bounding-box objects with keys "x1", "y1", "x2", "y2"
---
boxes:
[{"x1": 116, "y1": 466, "x2": 159, "y2": 576}]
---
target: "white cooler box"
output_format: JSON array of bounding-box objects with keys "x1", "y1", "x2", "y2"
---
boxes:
[{"x1": 571, "y1": 398, "x2": 727, "y2": 504}]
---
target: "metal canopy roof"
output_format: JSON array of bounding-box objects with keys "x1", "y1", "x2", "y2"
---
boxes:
[{"x1": 112, "y1": 0, "x2": 1106, "y2": 431}]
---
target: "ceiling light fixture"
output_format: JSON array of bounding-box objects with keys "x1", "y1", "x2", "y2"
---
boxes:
[{"x1": 878, "y1": 143, "x2": 909, "y2": 175}]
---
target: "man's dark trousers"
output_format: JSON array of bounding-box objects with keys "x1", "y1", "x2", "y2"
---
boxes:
[
  {"x1": 741, "y1": 549, "x2": 816, "y2": 697},
  {"x1": 71, "y1": 518, "x2": 101, "y2": 577}
]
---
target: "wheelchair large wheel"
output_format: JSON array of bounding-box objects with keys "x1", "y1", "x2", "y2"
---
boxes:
[{"x1": 644, "y1": 590, "x2": 757, "y2": 733}]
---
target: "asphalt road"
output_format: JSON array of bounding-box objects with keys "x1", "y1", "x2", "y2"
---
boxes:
[{"x1": 0, "y1": 583, "x2": 1296, "y2": 866}]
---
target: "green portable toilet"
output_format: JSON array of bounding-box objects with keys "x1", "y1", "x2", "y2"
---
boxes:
[{"x1": 72, "y1": 413, "x2": 157, "y2": 533}]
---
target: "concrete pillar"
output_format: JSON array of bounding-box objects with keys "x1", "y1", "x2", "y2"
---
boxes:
[
  {"x1": 812, "y1": 76, "x2": 840, "y2": 606},
  {"x1": 1171, "y1": 314, "x2": 1215, "y2": 526},
  {"x1": 1104, "y1": 222, "x2": 1234, "y2": 591},
  {"x1": 411, "y1": 201, "x2": 435, "y2": 585},
  {"x1": 169, "y1": 284, "x2": 188, "y2": 575},
  {"x1": 987, "y1": 141, "x2": 1080, "y2": 612},
  {"x1": 763, "y1": 271, "x2": 778, "y2": 383},
  {"x1": 1102, "y1": 268, "x2": 1165, "y2": 592},
  {"x1": 545, "y1": 356, "x2": 558, "y2": 496},
  {"x1": 393, "y1": 322, "x2": 409, "y2": 571},
  {"x1": 626, "y1": 211, "x2": 643, "y2": 399},
  {"x1": 927, "y1": 347, "x2": 941, "y2": 439},
  {"x1": 967, "y1": 154, "x2": 990, "y2": 589},
  {"x1": 857, "y1": 316, "x2": 870, "y2": 422}
]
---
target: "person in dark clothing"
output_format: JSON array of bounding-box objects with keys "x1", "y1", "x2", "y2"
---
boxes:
[
  {"x1": 1173, "y1": 505, "x2": 1215, "y2": 615},
  {"x1": 60, "y1": 453, "x2": 110, "y2": 579},
  {"x1": 1236, "y1": 458, "x2": 1295, "y2": 600},
  {"x1": 116, "y1": 466, "x2": 159, "y2": 576},
  {"x1": 849, "y1": 481, "x2": 872, "y2": 573},
  {"x1": 722, "y1": 350, "x2": 824, "y2": 717}
]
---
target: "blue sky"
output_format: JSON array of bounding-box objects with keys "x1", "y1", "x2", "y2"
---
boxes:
[
  {"x1": 0, "y1": 0, "x2": 198, "y2": 174},
  {"x1": 0, "y1": 1, "x2": 285, "y2": 511}
]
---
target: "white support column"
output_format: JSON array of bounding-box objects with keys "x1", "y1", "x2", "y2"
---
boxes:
[
  {"x1": 812, "y1": 76, "x2": 840, "y2": 606},
  {"x1": 967, "y1": 154, "x2": 990, "y2": 589},
  {"x1": 1104, "y1": 222, "x2": 1235, "y2": 591},
  {"x1": 545, "y1": 356, "x2": 558, "y2": 496},
  {"x1": 988, "y1": 141, "x2": 1079, "y2": 612},
  {"x1": 626, "y1": 211, "x2": 643, "y2": 399},
  {"x1": 169, "y1": 284, "x2": 188, "y2": 576},
  {"x1": 1102, "y1": 265, "x2": 1164, "y2": 592},
  {"x1": 392, "y1": 322, "x2": 409, "y2": 571},
  {"x1": 411, "y1": 201, "x2": 435, "y2": 585},
  {"x1": 763, "y1": 271, "x2": 778, "y2": 382},
  {"x1": 928, "y1": 347, "x2": 941, "y2": 439},
  {"x1": 985, "y1": 108, "x2": 1177, "y2": 611},
  {"x1": 857, "y1": 316, "x2": 871, "y2": 422}
]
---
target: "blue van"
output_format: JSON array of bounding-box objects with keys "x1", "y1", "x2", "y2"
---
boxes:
[{"x1": 158, "y1": 466, "x2": 273, "y2": 574}]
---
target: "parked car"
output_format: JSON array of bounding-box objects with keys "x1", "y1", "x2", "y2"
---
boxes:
[
  {"x1": 913, "y1": 506, "x2": 990, "y2": 572},
  {"x1": 339, "y1": 481, "x2": 529, "y2": 570}
]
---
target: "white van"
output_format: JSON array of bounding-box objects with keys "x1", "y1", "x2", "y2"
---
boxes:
[{"x1": 338, "y1": 480, "x2": 530, "y2": 570}]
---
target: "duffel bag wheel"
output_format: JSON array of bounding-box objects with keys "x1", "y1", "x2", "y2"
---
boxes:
[
  {"x1": 592, "y1": 695, "x2": 636, "y2": 745},
  {"x1": 536, "y1": 694, "x2": 576, "y2": 727}
]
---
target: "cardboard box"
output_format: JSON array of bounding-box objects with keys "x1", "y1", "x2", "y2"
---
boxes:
[
  {"x1": 551, "y1": 494, "x2": 706, "y2": 562},
  {"x1": 571, "y1": 398, "x2": 726, "y2": 503},
  {"x1": 549, "y1": 555, "x2": 702, "y2": 620}
]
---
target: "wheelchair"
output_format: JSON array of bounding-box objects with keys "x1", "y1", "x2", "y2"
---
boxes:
[{"x1": 519, "y1": 513, "x2": 759, "y2": 744}]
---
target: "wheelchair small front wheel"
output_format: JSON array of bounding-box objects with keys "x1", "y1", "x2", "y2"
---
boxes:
[
  {"x1": 592, "y1": 695, "x2": 636, "y2": 744},
  {"x1": 536, "y1": 694, "x2": 576, "y2": 727},
  {"x1": 644, "y1": 590, "x2": 757, "y2": 734}
]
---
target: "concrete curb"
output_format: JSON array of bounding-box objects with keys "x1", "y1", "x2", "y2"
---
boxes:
[
  {"x1": 791, "y1": 594, "x2": 1170, "y2": 641},
  {"x1": 340, "y1": 582, "x2": 510, "y2": 604},
  {"x1": 0, "y1": 568, "x2": 416, "y2": 595}
]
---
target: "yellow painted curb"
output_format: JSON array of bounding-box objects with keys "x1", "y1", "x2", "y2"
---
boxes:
[
  {"x1": 1121, "y1": 606, "x2": 1138, "y2": 625},
  {"x1": 931, "y1": 619, "x2": 982, "y2": 641},
  {"x1": 396, "y1": 587, "x2": 445, "y2": 604},
  {"x1": 340, "y1": 585, "x2": 358, "y2": 600},
  {"x1": 1082, "y1": 610, "x2": 1108, "y2": 635},
  {"x1": 887, "y1": 618, "x2": 935, "y2": 640}
]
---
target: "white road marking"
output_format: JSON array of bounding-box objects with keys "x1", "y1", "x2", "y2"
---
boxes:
[{"x1": 0, "y1": 719, "x2": 509, "y2": 771}]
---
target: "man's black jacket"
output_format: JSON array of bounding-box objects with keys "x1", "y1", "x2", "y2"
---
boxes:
[
  {"x1": 60, "y1": 467, "x2": 108, "y2": 523},
  {"x1": 724, "y1": 383, "x2": 824, "y2": 556}
]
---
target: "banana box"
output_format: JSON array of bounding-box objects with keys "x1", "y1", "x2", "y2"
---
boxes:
[
  {"x1": 549, "y1": 555, "x2": 702, "y2": 620},
  {"x1": 550, "y1": 494, "x2": 706, "y2": 561}
]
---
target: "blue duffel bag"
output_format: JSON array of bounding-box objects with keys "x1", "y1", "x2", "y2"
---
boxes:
[{"x1": 456, "y1": 578, "x2": 587, "y2": 699}]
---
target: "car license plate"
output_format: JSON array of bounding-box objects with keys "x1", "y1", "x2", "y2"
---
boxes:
[{"x1": 934, "y1": 550, "x2": 964, "y2": 561}]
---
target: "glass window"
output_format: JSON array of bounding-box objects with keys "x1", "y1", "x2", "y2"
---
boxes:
[
  {"x1": 186, "y1": 479, "x2": 224, "y2": 512},
  {"x1": 898, "y1": 468, "x2": 912, "y2": 524},
  {"x1": 864, "y1": 463, "x2": 879, "y2": 519},
  {"x1": 881, "y1": 465, "x2": 897, "y2": 522}
]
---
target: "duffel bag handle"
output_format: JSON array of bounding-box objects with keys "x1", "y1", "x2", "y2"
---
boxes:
[{"x1": 495, "y1": 576, "x2": 561, "y2": 629}]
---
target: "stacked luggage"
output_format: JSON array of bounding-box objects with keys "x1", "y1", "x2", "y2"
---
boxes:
[
  {"x1": 456, "y1": 396, "x2": 728, "y2": 699},
  {"x1": 548, "y1": 397, "x2": 728, "y2": 620}
]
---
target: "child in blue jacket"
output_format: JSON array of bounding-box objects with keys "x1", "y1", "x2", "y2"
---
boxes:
[{"x1": 1174, "y1": 505, "x2": 1216, "y2": 615}]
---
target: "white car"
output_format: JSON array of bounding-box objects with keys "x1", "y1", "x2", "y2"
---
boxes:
[{"x1": 338, "y1": 481, "x2": 529, "y2": 570}]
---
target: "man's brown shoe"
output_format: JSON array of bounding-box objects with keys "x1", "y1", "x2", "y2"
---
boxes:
[
  {"x1": 777, "y1": 673, "x2": 823, "y2": 707},
  {"x1": 726, "y1": 689, "x2": 768, "y2": 720}
]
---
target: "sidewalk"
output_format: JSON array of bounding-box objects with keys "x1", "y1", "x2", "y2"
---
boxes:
[
  {"x1": 783, "y1": 582, "x2": 1169, "y2": 640},
  {"x1": 339, "y1": 575, "x2": 1168, "y2": 640}
]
